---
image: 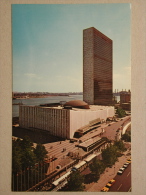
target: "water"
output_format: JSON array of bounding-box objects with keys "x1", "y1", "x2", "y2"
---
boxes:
[
  {"x1": 12, "y1": 95, "x2": 83, "y2": 117},
  {"x1": 12, "y1": 95, "x2": 120, "y2": 117}
]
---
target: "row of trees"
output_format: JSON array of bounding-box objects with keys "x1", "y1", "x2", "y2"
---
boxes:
[
  {"x1": 12, "y1": 136, "x2": 48, "y2": 191},
  {"x1": 66, "y1": 140, "x2": 126, "y2": 191}
]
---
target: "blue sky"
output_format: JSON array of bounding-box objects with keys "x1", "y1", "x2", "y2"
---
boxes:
[{"x1": 12, "y1": 3, "x2": 131, "y2": 93}]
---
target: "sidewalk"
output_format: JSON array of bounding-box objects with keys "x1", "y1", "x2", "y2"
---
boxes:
[{"x1": 85, "y1": 146, "x2": 131, "y2": 192}]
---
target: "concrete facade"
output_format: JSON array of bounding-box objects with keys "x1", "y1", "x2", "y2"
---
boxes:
[
  {"x1": 19, "y1": 106, "x2": 70, "y2": 138},
  {"x1": 83, "y1": 27, "x2": 113, "y2": 105},
  {"x1": 19, "y1": 105, "x2": 114, "y2": 139}
]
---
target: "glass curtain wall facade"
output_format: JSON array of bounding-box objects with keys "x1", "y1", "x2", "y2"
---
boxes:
[{"x1": 83, "y1": 27, "x2": 113, "y2": 105}]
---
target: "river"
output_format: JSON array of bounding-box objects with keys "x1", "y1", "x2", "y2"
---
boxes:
[
  {"x1": 12, "y1": 95, "x2": 120, "y2": 117},
  {"x1": 12, "y1": 95, "x2": 83, "y2": 117}
]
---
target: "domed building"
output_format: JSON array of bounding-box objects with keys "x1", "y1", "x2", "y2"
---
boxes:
[
  {"x1": 19, "y1": 100, "x2": 114, "y2": 139},
  {"x1": 64, "y1": 100, "x2": 90, "y2": 109}
]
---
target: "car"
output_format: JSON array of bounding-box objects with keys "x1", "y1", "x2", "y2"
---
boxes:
[
  {"x1": 125, "y1": 162, "x2": 130, "y2": 165},
  {"x1": 117, "y1": 170, "x2": 123, "y2": 175},
  {"x1": 117, "y1": 167, "x2": 125, "y2": 175},
  {"x1": 71, "y1": 167, "x2": 78, "y2": 172},
  {"x1": 109, "y1": 179, "x2": 116, "y2": 184},
  {"x1": 106, "y1": 183, "x2": 112, "y2": 188},
  {"x1": 127, "y1": 158, "x2": 131, "y2": 162},
  {"x1": 101, "y1": 187, "x2": 109, "y2": 192},
  {"x1": 105, "y1": 179, "x2": 116, "y2": 188},
  {"x1": 120, "y1": 167, "x2": 125, "y2": 171},
  {"x1": 123, "y1": 164, "x2": 128, "y2": 168}
]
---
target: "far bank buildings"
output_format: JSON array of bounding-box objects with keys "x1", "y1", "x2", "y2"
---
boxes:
[{"x1": 19, "y1": 27, "x2": 114, "y2": 139}]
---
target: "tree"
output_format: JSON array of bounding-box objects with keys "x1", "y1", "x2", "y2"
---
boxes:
[
  {"x1": 34, "y1": 143, "x2": 48, "y2": 163},
  {"x1": 89, "y1": 158, "x2": 105, "y2": 179},
  {"x1": 12, "y1": 138, "x2": 22, "y2": 173},
  {"x1": 102, "y1": 144, "x2": 118, "y2": 167},
  {"x1": 12, "y1": 137, "x2": 48, "y2": 191},
  {"x1": 114, "y1": 140, "x2": 126, "y2": 152},
  {"x1": 19, "y1": 136, "x2": 36, "y2": 169},
  {"x1": 116, "y1": 108, "x2": 126, "y2": 118},
  {"x1": 67, "y1": 171, "x2": 85, "y2": 191},
  {"x1": 122, "y1": 131, "x2": 131, "y2": 142}
]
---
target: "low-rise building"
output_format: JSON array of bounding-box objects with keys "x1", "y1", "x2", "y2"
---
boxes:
[{"x1": 19, "y1": 100, "x2": 114, "y2": 139}]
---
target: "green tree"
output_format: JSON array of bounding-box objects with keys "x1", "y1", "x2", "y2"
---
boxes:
[
  {"x1": 20, "y1": 136, "x2": 36, "y2": 169},
  {"x1": 12, "y1": 137, "x2": 48, "y2": 191},
  {"x1": 114, "y1": 140, "x2": 126, "y2": 152},
  {"x1": 12, "y1": 138, "x2": 22, "y2": 173},
  {"x1": 116, "y1": 108, "x2": 126, "y2": 118},
  {"x1": 89, "y1": 158, "x2": 105, "y2": 179},
  {"x1": 67, "y1": 171, "x2": 85, "y2": 191},
  {"x1": 102, "y1": 144, "x2": 118, "y2": 167},
  {"x1": 34, "y1": 143, "x2": 48, "y2": 163},
  {"x1": 122, "y1": 131, "x2": 131, "y2": 142}
]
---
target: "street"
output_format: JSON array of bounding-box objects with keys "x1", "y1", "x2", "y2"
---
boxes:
[{"x1": 109, "y1": 163, "x2": 131, "y2": 192}]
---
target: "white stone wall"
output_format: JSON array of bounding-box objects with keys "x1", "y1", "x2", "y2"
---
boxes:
[
  {"x1": 69, "y1": 107, "x2": 114, "y2": 138},
  {"x1": 19, "y1": 106, "x2": 70, "y2": 139},
  {"x1": 19, "y1": 105, "x2": 114, "y2": 139}
]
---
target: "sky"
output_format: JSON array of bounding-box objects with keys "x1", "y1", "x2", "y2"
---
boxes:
[{"x1": 12, "y1": 3, "x2": 131, "y2": 93}]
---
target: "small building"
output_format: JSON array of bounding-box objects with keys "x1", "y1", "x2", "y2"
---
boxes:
[{"x1": 76, "y1": 136, "x2": 108, "y2": 152}]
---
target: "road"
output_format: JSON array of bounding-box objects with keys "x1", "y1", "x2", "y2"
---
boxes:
[
  {"x1": 101, "y1": 116, "x2": 131, "y2": 141},
  {"x1": 109, "y1": 163, "x2": 131, "y2": 192}
]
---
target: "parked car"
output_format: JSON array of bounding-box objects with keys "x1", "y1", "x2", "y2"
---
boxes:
[
  {"x1": 127, "y1": 158, "x2": 131, "y2": 163},
  {"x1": 109, "y1": 179, "x2": 116, "y2": 184},
  {"x1": 125, "y1": 162, "x2": 130, "y2": 165},
  {"x1": 71, "y1": 167, "x2": 78, "y2": 172},
  {"x1": 101, "y1": 187, "x2": 109, "y2": 192},
  {"x1": 117, "y1": 167, "x2": 125, "y2": 175},
  {"x1": 106, "y1": 179, "x2": 116, "y2": 188},
  {"x1": 123, "y1": 164, "x2": 128, "y2": 168}
]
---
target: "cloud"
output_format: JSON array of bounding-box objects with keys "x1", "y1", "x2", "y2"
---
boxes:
[{"x1": 24, "y1": 73, "x2": 41, "y2": 80}]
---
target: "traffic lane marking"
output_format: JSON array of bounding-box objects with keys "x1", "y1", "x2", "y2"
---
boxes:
[
  {"x1": 117, "y1": 184, "x2": 122, "y2": 191},
  {"x1": 127, "y1": 172, "x2": 131, "y2": 177}
]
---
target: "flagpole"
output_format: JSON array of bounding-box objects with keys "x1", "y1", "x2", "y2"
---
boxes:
[
  {"x1": 28, "y1": 167, "x2": 29, "y2": 190},
  {"x1": 44, "y1": 163, "x2": 45, "y2": 180},
  {"x1": 38, "y1": 162, "x2": 39, "y2": 183},
  {"x1": 21, "y1": 169, "x2": 22, "y2": 191},
  {"x1": 12, "y1": 173, "x2": 14, "y2": 191},
  {"x1": 24, "y1": 169, "x2": 26, "y2": 191},
  {"x1": 41, "y1": 163, "x2": 42, "y2": 181},
  {"x1": 35, "y1": 165, "x2": 36, "y2": 186},
  {"x1": 17, "y1": 173, "x2": 18, "y2": 191},
  {"x1": 31, "y1": 166, "x2": 33, "y2": 188}
]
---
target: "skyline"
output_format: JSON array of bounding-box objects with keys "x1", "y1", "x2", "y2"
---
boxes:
[{"x1": 12, "y1": 3, "x2": 131, "y2": 93}]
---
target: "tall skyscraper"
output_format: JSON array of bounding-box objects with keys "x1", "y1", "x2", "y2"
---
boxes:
[{"x1": 83, "y1": 27, "x2": 113, "y2": 105}]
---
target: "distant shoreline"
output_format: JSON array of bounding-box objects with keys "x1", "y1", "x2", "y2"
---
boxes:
[{"x1": 13, "y1": 95, "x2": 70, "y2": 100}]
